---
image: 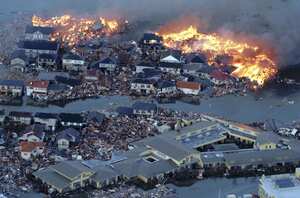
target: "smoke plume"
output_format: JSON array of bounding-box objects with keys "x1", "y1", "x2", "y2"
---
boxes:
[{"x1": 3, "y1": 0, "x2": 300, "y2": 67}]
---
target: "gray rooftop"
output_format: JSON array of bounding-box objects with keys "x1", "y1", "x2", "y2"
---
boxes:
[
  {"x1": 52, "y1": 161, "x2": 94, "y2": 179},
  {"x1": 202, "y1": 149, "x2": 300, "y2": 167},
  {"x1": 33, "y1": 168, "x2": 71, "y2": 191}
]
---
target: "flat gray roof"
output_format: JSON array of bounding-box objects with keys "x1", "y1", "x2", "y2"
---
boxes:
[
  {"x1": 33, "y1": 168, "x2": 71, "y2": 191},
  {"x1": 52, "y1": 161, "x2": 94, "y2": 179},
  {"x1": 202, "y1": 149, "x2": 300, "y2": 167}
]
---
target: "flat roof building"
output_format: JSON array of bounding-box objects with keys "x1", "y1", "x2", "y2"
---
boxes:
[{"x1": 259, "y1": 169, "x2": 300, "y2": 198}]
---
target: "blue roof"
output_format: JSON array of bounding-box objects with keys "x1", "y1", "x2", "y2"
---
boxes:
[
  {"x1": 59, "y1": 113, "x2": 84, "y2": 123},
  {"x1": 63, "y1": 53, "x2": 83, "y2": 61},
  {"x1": 116, "y1": 106, "x2": 133, "y2": 116},
  {"x1": 0, "y1": 80, "x2": 24, "y2": 87},
  {"x1": 21, "y1": 40, "x2": 59, "y2": 51},
  {"x1": 25, "y1": 25, "x2": 55, "y2": 35},
  {"x1": 57, "y1": 128, "x2": 80, "y2": 142},
  {"x1": 99, "y1": 57, "x2": 117, "y2": 64},
  {"x1": 275, "y1": 178, "x2": 295, "y2": 188},
  {"x1": 35, "y1": 112, "x2": 58, "y2": 119},
  {"x1": 132, "y1": 102, "x2": 157, "y2": 111},
  {"x1": 132, "y1": 78, "x2": 153, "y2": 84},
  {"x1": 39, "y1": 53, "x2": 57, "y2": 60}
]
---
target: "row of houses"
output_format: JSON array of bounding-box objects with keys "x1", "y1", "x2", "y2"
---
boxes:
[
  {"x1": 32, "y1": 117, "x2": 300, "y2": 194},
  {"x1": 131, "y1": 78, "x2": 202, "y2": 96},
  {"x1": 7, "y1": 111, "x2": 85, "y2": 130},
  {"x1": 33, "y1": 129, "x2": 200, "y2": 193}
]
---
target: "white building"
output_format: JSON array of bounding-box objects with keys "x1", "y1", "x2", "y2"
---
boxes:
[
  {"x1": 25, "y1": 26, "x2": 55, "y2": 41},
  {"x1": 9, "y1": 111, "x2": 32, "y2": 125},
  {"x1": 20, "y1": 141, "x2": 45, "y2": 160},
  {"x1": 130, "y1": 78, "x2": 155, "y2": 95},
  {"x1": 98, "y1": 57, "x2": 117, "y2": 73},
  {"x1": 26, "y1": 80, "x2": 49, "y2": 100},
  {"x1": 135, "y1": 62, "x2": 156, "y2": 73},
  {"x1": 62, "y1": 53, "x2": 85, "y2": 71},
  {"x1": 34, "y1": 113, "x2": 58, "y2": 131},
  {"x1": 259, "y1": 169, "x2": 300, "y2": 198}
]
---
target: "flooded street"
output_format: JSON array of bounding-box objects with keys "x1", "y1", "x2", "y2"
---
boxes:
[{"x1": 1, "y1": 85, "x2": 299, "y2": 123}]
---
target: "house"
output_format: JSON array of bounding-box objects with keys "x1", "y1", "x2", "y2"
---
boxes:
[
  {"x1": 9, "y1": 111, "x2": 32, "y2": 125},
  {"x1": 139, "y1": 33, "x2": 162, "y2": 46},
  {"x1": 62, "y1": 53, "x2": 85, "y2": 71},
  {"x1": 33, "y1": 161, "x2": 96, "y2": 193},
  {"x1": 56, "y1": 128, "x2": 80, "y2": 150},
  {"x1": 182, "y1": 56, "x2": 206, "y2": 75},
  {"x1": 160, "y1": 54, "x2": 182, "y2": 64},
  {"x1": 132, "y1": 102, "x2": 157, "y2": 116},
  {"x1": 135, "y1": 62, "x2": 156, "y2": 73},
  {"x1": 210, "y1": 70, "x2": 231, "y2": 85},
  {"x1": 19, "y1": 124, "x2": 46, "y2": 142},
  {"x1": 0, "y1": 80, "x2": 24, "y2": 97},
  {"x1": 34, "y1": 112, "x2": 58, "y2": 131},
  {"x1": 155, "y1": 80, "x2": 177, "y2": 95},
  {"x1": 0, "y1": 110, "x2": 6, "y2": 124},
  {"x1": 37, "y1": 53, "x2": 56, "y2": 67},
  {"x1": 130, "y1": 78, "x2": 156, "y2": 95},
  {"x1": 26, "y1": 80, "x2": 49, "y2": 100},
  {"x1": 98, "y1": 57, "x2": 117, "y2": 73},
  {"x1": 10, "y1": 50, "x2": 28, "y2": 71},
  {"x1": 176, "y1": 81, "x2": 202, "y2": 95},
  {"x1": 20, "y1": 40, "x2": 59, "y2": 58},
  {"x1": 158, "y1": 62, "x2": 182, "y2": 75},
  {"x1": 25, "y1": 25, "x2": 55, "y2": 41},
  {"x1": 255, "y1": 132, "x2": 279, "y2": 150},
  {"x1": 59, "y1": 113, "x2": 85, "y2": 128},
  {"x1": 20, "y1": 141, "x2": 45, "y2": 160}
]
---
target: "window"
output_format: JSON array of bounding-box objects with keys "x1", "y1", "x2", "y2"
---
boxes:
[{"x1": 144, "y1": 156, "x2": 159, "y2": 163}]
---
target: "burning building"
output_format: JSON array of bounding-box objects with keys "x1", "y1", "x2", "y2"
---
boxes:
[
  {"x1": 31, "y1": 15, "x2": 124, "y2": 47},
  {"x1": 158, "y1": 25, "x2": 278, "y2": 86}
]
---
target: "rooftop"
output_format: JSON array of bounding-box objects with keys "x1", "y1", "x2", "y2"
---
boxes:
[
  {"x1": 0, "y1": 80, "x2": 24, "y2": 87},
  {"x1": 27, "y1": 80, "x2": 49, "y2": 89},
  {"x1": 260, "y1": 173, "x2": 300, "y2": 198},
  {"x1": 25, "y1": 25, "x2": 55, "y2": 35},
  {"x1": 21, "y1": 40, "x2": 59, "y2": 51},
  {"x1": 176, "y1": 81, "x2": 201, "y2": 90},
  {"x1": 20, "y1": 141, "x2": 44, "y2": 152}
]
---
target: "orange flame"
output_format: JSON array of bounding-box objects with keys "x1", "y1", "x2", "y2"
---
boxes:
[
  {"x1": 158, "y1": 25, "x2": 277, "y2": 85},
  {"x1": 32, "y1": 15, "x2": 120, "y2": 46}
]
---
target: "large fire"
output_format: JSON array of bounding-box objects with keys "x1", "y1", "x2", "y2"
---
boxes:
[
  {"x1": 158, "y1": 25, "x2": 278, "y2": 85},
  {"x1": 32, "y1": 15, "x2": 121, "y2": 46}
]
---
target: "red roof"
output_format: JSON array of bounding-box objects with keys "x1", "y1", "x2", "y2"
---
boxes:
[
  {"x1": 20, "y1": 141, "x2": 44, "y2": 152},
  {"x1": 176, "y1": 81, "x2": 201, "y2": 90},
  {"x1": 210, "y1": 70, "x2": 229, "y2": 81},
  {"x1": 27, "y1": 80, "x2": 49, "y2": 89}
]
